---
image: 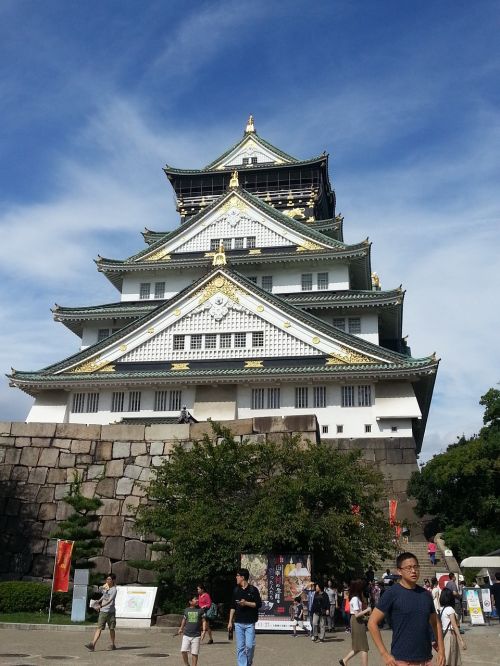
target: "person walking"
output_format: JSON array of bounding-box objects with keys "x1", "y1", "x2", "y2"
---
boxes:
[
  {"x1": 368, "y1": 552, "x2": 445, "y2": 666},
  {"x1": 428, "y1": 540, "x2": 437, "y2": 566},
  {"x1": 290, "y1": 596, "x2": 305, "y2": 637},
  {"x1": 85, "y1": 574, "x2": 117, "y2": 652},
  {"x1": 326, "y1": 579, "x2": 338, "y2": 631},
  {"x1": 339, "y1": 579, "x2": 371, "y2": 666},
  {"x1": 445, "y1": 573, "x2": 462, "y2": 624},
  {"x1": 228, "y1": 568, "x2": 262, "y2": 666},
  {"x1": 177, "y1": 593, "x2": 208, "y2": 666},
  {"x1": 439, "y1": 588, "x2": 466, "y2": 665},
  {"x1": 491, "y1": 572, "x2": 500, "y2": 624},
  {"x1": 197, "y1": 584, "x2": 214, "y2": 644},
  {"x1": 431, "y1": 577, "x2": 441, "y2": 613},
  {"x1": 311, "y1": 582, "x2": 329, "y2": 642},
  {"x1": 342, "y1": 582, "x2": 351, "y2": 632}
]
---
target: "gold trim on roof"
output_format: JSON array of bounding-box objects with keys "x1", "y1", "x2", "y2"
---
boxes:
[
  {"x1": 297, "y1": 241, "x2": 323, "y2": 252},
  {"x1": 244, "y1": 360, "x2": 263, "y2": 368},
  {"x1": 196, "y1": 276, "x2": 241, "y2": 305},
  {"x1": 248, "y1": 248, "x2": 261, "y2": 255},
  {"x1": 282, "y1": 208, "x2": 306, "y2": 220},
  {"x1": 98, "y1": 364, "x2": 115, "y2": 373},
  {"x1": 145, "y1": 248, "x2": 171, "y2": 262},
  {"x1": 221, "y1": 195, "x2": 247, "y2": 213},
  {"x1": 171, "y1": 362, "x2": 189, "y2": 371},
  {"x1": 70, "y1": 357, "x2": 111, "y2": 373},
  {"x1": 245, "y1": 115, "x2": 255, "y2": 134},
  {"x1": 212, "y1": 242, "x2": 227, "y2": 266},
  {"x1": 325, "y1": 349, "x2": 376, "y2": 365}
]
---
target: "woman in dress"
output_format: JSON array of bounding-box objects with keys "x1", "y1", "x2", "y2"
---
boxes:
[
  {"x1": 439, "y1": 588, "x2": 466, "y2": 666},
  {"x1": 339, "y1": 579, "x2": 371, "y2": 666},
  {"x1": 431, "y1": 577, "x2": 441, "y2": 613},
  {"x1": 197, "y1": 583, "x2": 214, "y2": 644}
]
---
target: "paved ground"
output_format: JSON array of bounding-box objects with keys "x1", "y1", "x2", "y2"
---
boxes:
[{"x1": 0, "y1": 624, "x2": 498, "y2": 665}]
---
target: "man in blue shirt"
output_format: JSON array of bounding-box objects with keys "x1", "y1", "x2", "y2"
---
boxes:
[{"x1": 368, "y1": 552, "x2": 445, "y2": 666}]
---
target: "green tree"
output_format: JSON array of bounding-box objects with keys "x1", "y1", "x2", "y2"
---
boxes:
[
  {"x1": 51, "y1": 474, "x2": 103, "y2": 567},
  {"x1": 137, "y1": 422, "x2": 391, "y2": 588},
  {"x1": 408, "y1": 388, "x2": 500, "y2": 560}
]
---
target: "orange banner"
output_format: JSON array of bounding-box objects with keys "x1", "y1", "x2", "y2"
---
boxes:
[
  {"x1": 53, "y1": 540, "x2": 74, "y2": 592},
  {"x1": 389, "y1": 499, "x2": 398, "y2": 526}
]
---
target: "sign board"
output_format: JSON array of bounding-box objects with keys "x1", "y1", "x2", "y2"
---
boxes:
[
  {"x1": 465, "y1": 588, "x2": 484, "y2": 625},
  {"x1": 71, "y1": 569, "x2": 89, "y2": 623},
  {"x1": 480, "y1": 588, "x2": 492, "y2": 614},
  {"x1": 436, "y1": 572, "x2": 450, "y2": 589},
  {"x1": 241, "y1": 553, "x2": 312, "y2": 632},
  {"x1": 115, "y1": 586, "x2": 158, "y2": 628}
]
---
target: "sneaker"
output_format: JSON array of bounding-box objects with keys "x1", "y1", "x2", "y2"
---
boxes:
[
  {"x1": 110, "y1": 645, "x2": 117, "y2": 650},
  {"x1": 319, "y1": 638, "x2": 325, "y2": 642},
  {"x1": 85, "y1": 643, "x2": 94, "y2": 652},
  {"x1": 208, "y1": 639, "x2": 214, "y2": 644},
  {"x1": 339, "y1": 660, "x2": 346, "y2": 666}
]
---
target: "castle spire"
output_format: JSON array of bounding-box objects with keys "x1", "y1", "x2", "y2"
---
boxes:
[{"x1": 245, "y1": 115, "x2": 255, "y2": 134}]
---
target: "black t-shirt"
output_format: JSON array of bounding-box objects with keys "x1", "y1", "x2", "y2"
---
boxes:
[
  {"x1": 231, "y1": 584, "x2": 262, "y2": 624},
  {"x1": 491, "y1": 582, "x2": 500, "y2": 609},
  {"x1": 377, "y1": 583, "x2": 435, "y2": 661}
]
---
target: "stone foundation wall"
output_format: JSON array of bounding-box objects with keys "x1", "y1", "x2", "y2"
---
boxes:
[{"x1": 0, "y1": 417, "x2": 419, "y2": 581}]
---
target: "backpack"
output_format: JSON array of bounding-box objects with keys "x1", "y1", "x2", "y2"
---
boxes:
[{"x1": 205, "y1": 602, "x2": 218, "y2": 620}]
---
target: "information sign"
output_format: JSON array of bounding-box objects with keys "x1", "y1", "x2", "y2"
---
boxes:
[
  {"x1": 465, "y1": 588, "x2": 484, "y2": 625},
  {"x1": 115, "y1": 586, "x2": 158, "y2": 628}
]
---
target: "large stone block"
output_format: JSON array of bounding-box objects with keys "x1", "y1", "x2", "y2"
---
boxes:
[
  {"x1": 5, "y1": 498, "x2": 21, "y2": 516},
  {"x1": 124, "y1": 464, "x2": 142, "y2": 479},
  {"x1": 134, "y1": 455, "x2": 151, "y2": 468},
  {"x1": 103, "y1": 536, "x2": 125, "y2": 560},
  {"x1": 96, "y1": 499, "x2": 121, "y2": 516},
  {"x1": 101, "y1": 424, "x2": 145, "y2": 441},
  {"x1": 96, "y1": 478, "x2": 116, "y2": 498},
  {"x1": 151, "y1": 456, "x2": 167, "y2": 467},
  {"x1": 28, "y1": 467, "x2": 48, "y2": 484},
  {"x1": 80, "y1": 481, "x2": 98, "y2": 499},
  {"x1": 252, "y1": 416, "x2": 287, "y2": 433},
  {"x1": 116, "y1": 477, "x2": 134, "y2": 496},
  {"x1": 30, "y1": 438, "x2": 52, "y2": 448},
  {"x1": 70, "y1": 439, "x2": 91, "y2": 454},
  {"x1": 55, "y1": 423, "x2": 101, "y2": 440},
  {"x1": 14, "y1": 437, "x2": 31, "y2": 448},
  {"x1": 31, "y1": 554, "x2": 54, "y2": 577},
  {"x1": 113, "y1": 441, "x2": 131, "y2": 458},
  {"x1": 402, "y1": 449, "x2": 417, "y2": 464},
  {"x1": 121, "y1": 495, "x2": 140, "y2": 516},
  {"x1": 122, "y1": 520, "x2": 141, "y2": 539},
  {"x1": 100, "y1": 515, "x2": 124, "y2": 536},
  {"x1": 17, "y1": 484, "x2": 40, "y2": 502},
  {"x1": 106, "y1": 460, "x2": 124, "y2": 477},
  {"x1": 47, "y1": 468, "x2": 67, "y2": 484},
  {"x1": 88, "y1": 556, "x2": 112, "y2": 575},
  {"x1": 59, "y1": 452, "x2": 76, "y2": 468},
  {"x1": 37, "y1": 486, "x2": 55, "y2": 503},
  {"x1": 132, "y1": 482, "x2": 147, "y2": 497},
  {"x1": 124, "y1": 539, "x2": 146, "y2": 561},
  {"x1": 41, "y1": 519, "x2": 57, "y2": 537},
  {"x1": 19, "y1": 502, "x2": 39, "y2": 519},
  {"x1": 149, "y1": 441, "x2": 164, "y2": 456},
  {"x1": 76, "y1": 454, "x2": 93, "y2": 465},
  {"x1": 31, "y1": 538, "x2": 47, "y2": 554},
  {"x1": 11, "y1": 422, "x2": 56, "y2": 438},
  {"x1": 20, "y1": 448, "x2": 40, "y2": 467},
  {"x1": 38, "y1": 448, "x2": 60, "y2": 467},
  {"x1": 38, "y1": 503, "x2": 57, "y2": 521},
  {"x1": 111, "y1": 560, "x2": 138, "y2": 584},
  {"x1": 87, "y1": 464, "x2": 106, "y2": 480},
  {"x1": 386, "y1": 449, "x2": 403, "y2": 464},
  {"x1": 189, "y1": 422, "x2": 215, "y2": 441},
  {"x1": 54, "y1": 484, "x2": 70, "y2": 500},
  {"x1": 5, "y1": 448, "x2": 21, "y2": 465},
  {"x1": 146, "y1": 423, "x2": 190, "y2": 441},
  {"x1": 51, "y1": 438, "x2": 71, "y2": 450},
  {"x1": 66, "y1": 468, "x2": 79, "y2": 483},
  {"x1": 95, "y1": 441, "x2": 112, "y2": 461},
  {"x1": 139, "y1": 468, "x2": 152, "y2": 482},
  {"x1": 0, "y1": 422, "x2": 12, "y2": 435},
  {"x1": 131, "y1": 442, "x2": 147, "y2": 456},
  {"x1": 243, "y1": 433, "x2": 267, "y2": 444},
  {"x1": 138, "y1": 568, "x2": 157, "y2": 584},
  {"x1": 56, "y1": 502, "x2": 75, "y2": 520}
]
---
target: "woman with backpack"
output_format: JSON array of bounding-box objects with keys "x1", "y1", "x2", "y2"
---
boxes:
[
  {"x1": 197, "y1": 584, "x2": 215, "y2": 644},
  {"x1": 339, "y1": 579, "x2": 371, "y2": 666},
  {"x1": 439, "y1": 588, "x2": 466, "y2": 665}
]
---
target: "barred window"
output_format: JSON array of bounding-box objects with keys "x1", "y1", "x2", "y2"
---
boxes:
[
  {"x1": 251, "y1": 388, "x2": 265, "y2": 410},
  {"x1": 242, "y1": 157, "x2": 249, "y2": 165},
  {"x1": 295, "y1": 386, "x2": 308, "y2": 409},
  {"x1": 234, "y1": 237, "x2": 245, "y2": 249},
  {"x1": 205, "y1": 333, "x2": 217, "y2": 349},
  {"x1": 140, "y1": 283, "x2": 151, "y2": 300},
  {"x1": 348, "y1": 317, "x2": 361, "y2": 334},
  {"x1": 365, "y1": 424, "x2": 372, "y2": 433},
  {"x1": 333, "y1": 317, "x2": 346, "y2": 331},
  {"x1": 251, "y1": 157, "x2": 258, "y2": 164},
  {"x1": 86, "y1": 393, "x2": 99, "y2": 413},
  {"x1": 169, "y1": 390, "x2": 182, "y2": 411},
  {"x1": 391, "y1": 425, "x2": 398, "y2": 432},
  {"x1": 358, "y1": 385, "x2": 372, "y2": 407},
  {"x1": 128, "y1": 391, "x2": 141, "y2": 412},
  {"x1": 317, "y1": 272, "x2": 329, "y2": 290},
  {"x1": 154, "y1": 390, "x2": 168, "y2": 411},
  {"x1": 247, "y1": 276, "x2": 257, "y2": 284},
  {"x1": 301, "y1": 273, "x2": 313, "y2": 291},
  {"x1": 247, "y1": 236, "x2": 256, "y2": 248},
  {"x1": 210, "y1": 238, "x2": 221, "y2": 251},
  {"x1": 262, "y1": 276, "x2": 273, "y2": 292},
  {"x1": 234, "y1": 332, "x2": 246, "y2": 348},
  {"x1": 313, "y1": 386, "x2": 326, "y2": 408},
  {"x1": 252, "y1": 331, "x2": 264, "y2": 347},
  {"x1": 322, "y1": 425, "x2": 329, "y2": 434},
  {"x1": 71, "y1": 393, "x2": 85, "y2": 413},
  {"x1": 154, "y1": 282, "x2": 165, "y2": 299},
  {"x1": 173, "y1": 334, "x2": 185, "y2": 350},
  {"x1": 337, "y1": 424, "x2": 344, "y2": 434},
  {"x1": 267, "y1": 387, "x2": 280, "y2": 409},
  {"x1": 190, "y1": 334, "x2": 202, "y2": 350},
  {"x1": 111, "y1": 392, "x2": 125, "y2": 413},
  {"x1": 220, "y1": 333, "x2": 232, "y2": 348},
  {"x1": 97, "y1": 328, "x2": 109, "y2": 342},
  {"x1": 341, "y1": 385, "x2": 355, "y2": 407}
]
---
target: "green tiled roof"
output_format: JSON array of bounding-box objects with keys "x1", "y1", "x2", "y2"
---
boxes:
[{"x1": 164, "y1": 155, "x2": 327, "y2": 176}]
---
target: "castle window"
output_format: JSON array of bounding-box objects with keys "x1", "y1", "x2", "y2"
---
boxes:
[
  {"x1": 295, "y1": 386, "x2": 309, "y2": 409},
  {"x1": 322, "y1": 425, "x2": 329, "y2": 434},
  {"x1": 128, "y1": 391, "x2": 141, "y2": 412},
  {"x1": 234, "y1": 237, "x2": 245, "y2": 249},
  {"x1": 317, "y1": 272, "x2": 329, "y2": 290},
  {"x1": 154, "y1": 282, "x2": 165, "y2": 299},
  {"x1": 365, "y1": 424, "x2": 372, "y2": 433},
  {"x1": 358, "y1": 385, "x2": 372, "y2": 407},
  {"x1": 242, "y1": 157, "x2": 249, "y2": 165},
  {"x1": 301, "y1": 274, "x2": 313, "y2": 291},
  {"x1": 210, "y1": 238, "x2": 221, "y2": 251},
  {"x1": 251, "y1": 157, "x2": 258, "y2": 164},
  {"x1": 252, "y1": 331, "x2": 264, "y2": 347},
  {"x1": 391, "y1": 425, "x2": 399, "y2": 432},
  {"x1": 205, "y1": 333, "x2": 217, "y2": 349},
  {"x1": 348, "y1": 317, "x2": 361, "y2": 334},
  {"x1": 313, "y1": 386, "x2": 326, "y2": 408},
  {"x1": 111, "y1": 391, "x2": 125, "y2": 412},
  {"x1": 234, "y1": 332, "x2": 246, "y2": 348},
  {"x1": 336, "y1": 424, "x2": 344, "y2": 434},
  {"x1": 247, "y1": 236, "x2": 256, "y2": 248},
  {"x1": 248, "y1": 276, "x2": 258, "y2": 284},
  {"x1": 71, "y1": 393, "x2": 85, "y2": 413},
  {"x1": 341, "y1": 385, "x2": 355, "y2": 407},
  {"x1": 220, "y1": 333, "x2": 232, "y2": 348},
  {"x1": 333, "y1": 318, "x2": 346, "y2": 331},
  {"x1": 190, "y1": 334, "x2": 202, "y2": 350},
  {"x1": 267, "y1": 387, "x2": 280, "y2": 409},
  {"x1": 140, "y1": 283, "x2": 151, "y2": 300},
  {"x1": 173, "y1": 335, "x2": 185, "y2": 350},
  {"x1": 169, "y1": 390, "x2": 182, "y2": 411},
  {"x1": 86, "y1": 393, "x2": 99, "y2": 413},
  {"x1": 97, "y1": 328, "x2": 109, "y2": 342},
  {"x1": 251, "y1": 388, "x2": 265, "y2": 409},
  {"x1": 154, "y1": 390, "x2": 168, "y2": 411},
  {"x1": 261, "y1": 276, "x2": 273, "y2": 292}
]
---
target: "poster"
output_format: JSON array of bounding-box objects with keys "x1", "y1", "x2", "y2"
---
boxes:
[
  {"x1": 465, "y1": 588, "x2": 484, "y2": 625},
  {"x1": 241, "y1": 553, "x2": 312, "y2": 631},
  {"x1": 115, "y1": 586, "x2": 158, "y2": 628},
  {"x1": 480, "y1": 588, "x2": 492, "y2": 614}
]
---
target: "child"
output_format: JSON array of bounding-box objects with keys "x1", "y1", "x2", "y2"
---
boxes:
[
  {"x1": 290, "y1": 597, "x2": 305, "y2": 637},
  {"x1": 177, "y1": 594, "x2": 207, "y2": 666}
]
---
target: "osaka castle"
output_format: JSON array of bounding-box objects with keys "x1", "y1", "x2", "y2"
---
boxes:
[{"x1": 9, "y1": 116, "x2": 438, "y2": 447}]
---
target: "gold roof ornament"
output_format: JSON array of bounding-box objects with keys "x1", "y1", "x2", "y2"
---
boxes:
[
  {"x1": 212, "y1": 242, "x2": 227, "y2": 266},
  {"x1": 245, "y1": 115, "x2": 255, "y2": 133},
  {"x1": 229, "y1": 170, "x2": 239, "y2": 188},
  {"x1": 371, "y1": 272, "x2": 381, "y2": 290}
]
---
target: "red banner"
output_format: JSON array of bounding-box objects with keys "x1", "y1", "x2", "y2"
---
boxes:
[
  {"x1": 389, "y1": 499, "x2": 398, "y2": 526},
  {"x1": 53, "y1": 540, "x2": 74, "y2": 592}
]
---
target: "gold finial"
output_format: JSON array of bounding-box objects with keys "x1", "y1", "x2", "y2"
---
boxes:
[
  {"x1": 212, "y1": 242, "x2": 227, "y2": 266},
  {"x1": 371, "y1": 272, "x2": 381, "y2": 290},
  {"x1": 245, "y1": 115, "x2": 255, "y2": 133},
  {"x1": 229, "y1": 170, "x2": 239, "y2": 188}
]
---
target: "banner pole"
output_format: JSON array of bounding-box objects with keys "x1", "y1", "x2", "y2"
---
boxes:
[{"x1": 48, "y1": 539, "x2": 59, "y2": 624}]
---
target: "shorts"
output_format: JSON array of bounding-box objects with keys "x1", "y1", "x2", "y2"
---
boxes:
[
  {"x1": 181, "y1": 635, "x2": 201, "y2": 655},
  {"x1": 97, "y1": 611, "x2": 116, "y2": 630},
  {"x1": 394, "y1": 660, "x2": 433, "y2": 666}
]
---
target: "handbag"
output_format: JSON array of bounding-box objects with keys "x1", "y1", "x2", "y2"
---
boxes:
[{"x1": 205, "y1": 602, "x2": 218, "y2": 620}]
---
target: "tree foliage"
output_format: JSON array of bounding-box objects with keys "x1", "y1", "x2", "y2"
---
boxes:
[
  {"x1": 408, "y1": 388, "x2": 500, "y2": 559},
  {"x1": 137, "y1": 423, "x2": 391, "y2": 588}
]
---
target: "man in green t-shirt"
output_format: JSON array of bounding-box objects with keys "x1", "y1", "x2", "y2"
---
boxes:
[{"x1": 177, "y1": 594, "x2": 207, "y2": 666}]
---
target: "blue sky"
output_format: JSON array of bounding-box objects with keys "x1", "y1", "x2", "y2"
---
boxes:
[{"x1": 1, "y1": 0, "x2": 499, "y2": 460}]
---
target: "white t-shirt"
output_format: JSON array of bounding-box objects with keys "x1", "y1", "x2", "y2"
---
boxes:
[
  {"x1": 440, "y1": 605, "x2": 456, "y2": 633},
  {"x1": 431, "y1": 586, "x2": 441, "y2": 612},
  {"x1": 350, "y1": 596, "x2": 362, "y2": 615}
]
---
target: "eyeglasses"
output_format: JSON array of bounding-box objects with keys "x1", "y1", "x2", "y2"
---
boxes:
[{"x1": 399, "y1": 565, "x2": 420, "y2": 572}]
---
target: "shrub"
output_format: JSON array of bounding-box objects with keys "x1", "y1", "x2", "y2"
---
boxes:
[{"x1": 0, "y1": 581, "x2": 51, "y2": 613}]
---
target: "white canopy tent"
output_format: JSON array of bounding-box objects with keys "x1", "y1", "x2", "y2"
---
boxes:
[{"x1": 460, "y1": 556, "x2": 500, "y2": 585}]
